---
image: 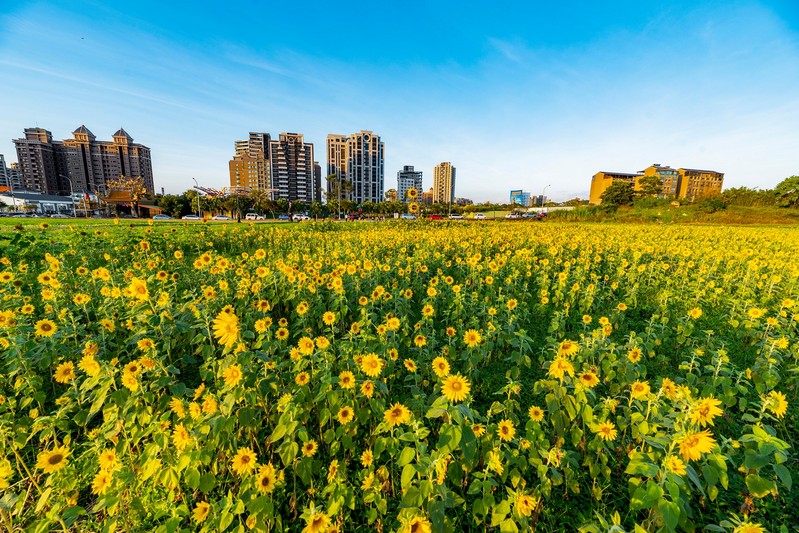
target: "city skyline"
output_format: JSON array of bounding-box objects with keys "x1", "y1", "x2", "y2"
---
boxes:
[{"x1": 1, "y1": 2, "x2": 798, "y2": 202}]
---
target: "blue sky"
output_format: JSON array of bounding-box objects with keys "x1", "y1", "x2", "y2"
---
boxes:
[{"x1": 1, "y1": 0, "x2": 797, "y2": 202}]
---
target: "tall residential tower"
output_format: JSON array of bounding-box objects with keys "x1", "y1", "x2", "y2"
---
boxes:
[
  {"x1": 326, "y1": 131, "x2": 384, "y2": 205},
  {"x1": 432, "y1": 162, "x2": 456, "y2": 204},
  {"x1": 397, "y1": 165, "x2": 423, "y2": 202}
]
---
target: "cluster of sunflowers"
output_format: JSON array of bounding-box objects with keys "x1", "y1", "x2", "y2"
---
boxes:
[{"x1": 0, "y1": 220, "x2": 796, "y2": 532}]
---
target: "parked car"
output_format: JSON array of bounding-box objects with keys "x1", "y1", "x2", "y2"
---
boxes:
[
  {"x1": 182, "y1": 214, "x2": 201, "y2": 220},
  {"x1": 292, "y1": 214, "x2": 311, "y2": 222},
  {"x1": 49, "y1": 213, "x2": 70, "y2": 219},
  {"x1": 473, "y1": 213, "x2": 487, "y2": 220},
  {"x1": 505, "y1": 213, "x2": 523, "y2": 219},
  {"x1": 427, "y1": 214, "x2": 443, "y2": 220},
  {"x1": 153, "y1": 214, "x2": 173, "y2": 220},
  {"x1": 211, "y1": 215, "x2": 232, "y2": 221},
  {"x1": 449, "y1": 213, "x2": 464, "y2": 220},
  {"x1": 277, "y1": 214, "x2": 290, "y2": 221},
  {"x1": 245, "y1": 212, "x2": 265, "y2": 221},
  {"x1": 401, "y1": 214, "x2": 417, "y2": 220}
]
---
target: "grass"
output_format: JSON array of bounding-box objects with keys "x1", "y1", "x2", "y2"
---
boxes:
[{"x1": 547, "y1": 204, "x2": 799, "y2": 225}]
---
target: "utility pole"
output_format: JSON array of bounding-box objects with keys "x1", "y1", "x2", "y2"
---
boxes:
[
  {"x1": 61, "y1": 175, "x2": 77, "y2": 217},
  {"x1": 542, "y1": 184, "x2": 551, "y2": 208},
  {"x1": 192, "y1": 178, "x2": 201, "y2": 217}
]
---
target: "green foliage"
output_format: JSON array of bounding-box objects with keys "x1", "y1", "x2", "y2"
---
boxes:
[
  {"x1": 636, "y1": 175, "x2": 663, "y2": 197},
  {"x1": 774, "y1": 176, "x2": 799, "y2": 208},
  {"x1": 600, "y1": 182, "x2": 635, "y2": 207},
  {"x1": 696, "y1": 197, "x2": 729, "y2": 213}
]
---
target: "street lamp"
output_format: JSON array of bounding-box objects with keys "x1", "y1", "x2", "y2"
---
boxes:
[
  {"x1": 192, "y1": 178, "x2": 201, "y2": 218},
  {"x1": 60, "y1": 175, "x2": 77, "y2": 217},
  {"x1": 542, "y1": 184, "x2": 551, "y2": 208}
]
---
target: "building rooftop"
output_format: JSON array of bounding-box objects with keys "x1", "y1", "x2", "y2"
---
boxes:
[
  {"x1": 113, "y1": 128, "x2": 133, "y2": 141},
  {"x1": 0, "y1": 191, "x2": 74, "y2": 202},
  {"x1": 598, "y1": 172, "x2": 642, "y2": 177},
  {"x1": 73, "y1": 125, "x2": 95, "y2": 137},
  {"x1": 680, "y1": 168, "x2": 723, "y2": 174}
]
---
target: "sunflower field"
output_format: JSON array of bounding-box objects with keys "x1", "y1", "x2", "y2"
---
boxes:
[{"x1": 0, "y1": 220, "x2": 797, "y2": 532}]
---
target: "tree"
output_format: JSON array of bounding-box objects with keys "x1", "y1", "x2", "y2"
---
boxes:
[
  {"x1": 310, "y1": 201, "x2": 323, "y2": 220},
  {"x1": 249, "y1": 189, "x2": 277, "y2": 218},
  {"x1": 774, "y1": 176, "x2": 799, "y2": 208},
  {"x1": 600, "y1": 182, "x2": 635, "y2": 207},
  {"x1": 325, "y1": 174, "x2": 352, "y2": 204},
  {"x1": 637, "y1": 175, "x2": 663, "y2": 197}
]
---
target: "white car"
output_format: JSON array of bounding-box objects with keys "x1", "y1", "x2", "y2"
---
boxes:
[
  {"x1": 473, "y1": 213, "x2": 486, "y2": 220},
  {"x1": 245, "y1": 213, "x2": 265, "y2": 221},
  {"x1": 505, "y1": 213, "x2": 523, "y2": 219},
  {"x1": 181, "y1": 214, "x2": 201, "y2": 220},
  {"x1": 449, "y1": 213, "x2": 464, "y2": 219},
  {"x1": 292, "y1": 214, "x2": 311, "y2": 221},
  {"x1": 212, "y1": 215, "x2": 232, "y2": 221}
]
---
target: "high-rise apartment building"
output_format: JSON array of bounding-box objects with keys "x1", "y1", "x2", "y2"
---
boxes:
[
  {"x1": 229, "y1": 132, "x2": 271, "y2": 190},
  {"x1": 433, "y1": 162, "x2": 456, "y2": 204},
  {"x1": 510, "y1": 190, "x2": 532, "y2": 206},
  {"x1": 677, "y1": 168, "x2": 724, "y2": 201},
  {"x1": 326, "y1": 131, "x2": 384, "y2": 205},
  {"x1": 0, "y1": 155, "x2": 23, "y2": 189},
  {"x1": 589, "y1": 163, "x2": 724, "y2": 204},
  {"x1": 397, "y1": 165, "x2": 423, "y2": 202},
  {"x1": 270, "y1": 133, "x2": 317, "y2": 203},
  {"x1": 13, "y1": 126, "x2": 154, "y2": 195},
  {"x1": 589, "y1": 171, "x2": 642, "y2": 204},
  {"x1": 639, "y1": 164, "x2": 680, "y2": 198}
]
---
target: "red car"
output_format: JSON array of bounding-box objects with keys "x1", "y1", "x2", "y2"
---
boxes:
[{"x1": 427, "y1": 214, "x2": 443, "y2": 220}]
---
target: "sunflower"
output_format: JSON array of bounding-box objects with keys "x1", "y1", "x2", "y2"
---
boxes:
[
  {"x1": 407, "y1": 187, "x2": 419, "y2": 199},
  {"x1": 223, "y1": 364, "x2": 243, "y2": 388},
  {"x1": 441, "y1": 374, "x2": 471, "y2": 403},
  {"x1": 339, "y1": 371, "x2": 355, "y2": 389},
  {"x1": 405, "y1": 515, "x2": 432, "y2": 533},
  {"x1": 688, "y1": 397, "x2": 724, "y2": 427},
  {"x1": 91, "y1": 470, "x2": 113, "y2": 495},
  {"x1": 627, "y1": 347, "x2": 642, "y2": 363},
  {"x1": 515, "y1": 493, "x2": 539, "y2": 517},
  {"x1": 663, "y1": 455, "x2": 687, "y2": 475},
  {"x1": 630, "y1": 380, "x2": 651, "y2": 400},
  {"x1": 422, "y1": 304, "x2": 434, "y2": 317},
  {"x1": 688, "y1": 307, "x2": 703, "y2": 319},
  {"x1": 767, "y1": 390, "x2": 788, "y2": 418},
  {"x1": 497, "y1": 419, "x2": 516, "y2": 442},
  {"x1": 360, "y1": 353, "x2": 383, "y2": 377},
  {"x1": 660, "y1": 377, "x2": 678, "y2": 400},
  {"x1": 414, "y1": 334, "x2": 427, "y2": 347},
  {"x1": 212, "y1": 310, "x2": 240, "y2": 348},
  {"x1": 472, "y1": 424, "x2": 486, "y2": 437},
  {"x1": 298, "y1": 336, "x2": 315, "y2": 355},
  {"x1": 733, "y1": 521, "x2": 766, "y2": 533},
  {"x1": 579, "y1": 371, "x2": 600, "y2": 388},
  {"x1": 404, "y1": 359, "x2": 417, "y2": 372},
  {"x1": 678, "y1": 429, "x2": 716, "y2": 461},
  {"x1": 192, "y1": 502, "x2": 211, "y2": 524},
  {"x1": 594, "y1": 421, "x2": 617, "y2": 441},
  {"x1": 445, "y1": 326, "x2": 456, "y2": 337},
  {"x1": 276, "y1": 327, "x2": 289, "y2": 340},
  {"x1": 36, "y1": 446, "x2": 69, "y2": 473},
  {"x1": 386, "y1": 316, "x2": 401, "y2": 330},
  {"x1": 528, "y1": 405, "x2": 545, "y2": 422},
  {"x1": 384, "y1": 402, "x2": 412, "y2": 427},
  {"x1": 360, "y1": 380, "x2": 375, "y2": 398},
  {"x1": 327, "y1": 460, "x2": 339, "y2": 483},
  {"x1": 296, "y1": 301, "x2": 309, "y2": 315},
  {"x1": 463, "y1": 329, "x2": 481, "y2": 348},
  {"x1": 231, "y1": 447, "x2": 258, "y2": 475},
  {"x1": 98, "y1": 449, "x2": 118, "y2": 471},
  {"x1": 431, "y1": 357, "x2": 450, "y2": 378},
  {"x1": 54, "y1": 362, "x2": 76, "y2": 384},
  {"x1": 315, "y1": 336, "x2": 330, "y2": 350},
  {"x1": 322, "y1": 311, "x2": 336, "y2": 326},
  {"x1": 172, "y1": 423, "x2": 191, "y2": 451},
  {"x1": 34, "y1": 319, "x2": 58, "y2": 338},
  {"x1": 557, "y1": 339, "x2": 579, "y2": 357},
  {"x1": 256, "y1": 463, "x2": 277, "y2": 494},
  {"x1": 360, "y1": 449, "x2": 373, "y2": 467},
  {"x1": 295, "y1": 372, "x2": 310, "y2": 386},
  {"x1": 547, "y1": 357, "x2": 574, "y2": 380},
  {"x1": 302, "y1": 440, "x2": 318, "y2": 457},
  {"x1": 337, "y1": 406, "x2": 354, "y2": 424},
  {"x1": 121, "y1": 372, "x2": 139, "y2": 391},
  {"x1": 302, "y1": 511, "x2": 331, "y2": 533},
  {"x1": 127, "y1": 277, "x2": 149, "y2": 301}
]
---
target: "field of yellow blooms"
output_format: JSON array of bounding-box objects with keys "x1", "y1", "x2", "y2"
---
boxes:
[{"x1": 0, "y1": 220, "x2": 797, "y2": 532}]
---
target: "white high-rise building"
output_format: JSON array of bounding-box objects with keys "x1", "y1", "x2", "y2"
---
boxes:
[{"x1": 397, "y1": 165, "x2": 423, "y2": 202}]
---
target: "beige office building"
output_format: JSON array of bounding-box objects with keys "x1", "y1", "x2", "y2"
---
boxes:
[
  {"x1": 229, "y1": 132, "x2": 271, "y2": 190},
  {"x1": 326, "y1": 131, "x2": 384, "y2": 205},
  {"x1": 433, "y1": 162, "x2": 456, "y2": 204}
]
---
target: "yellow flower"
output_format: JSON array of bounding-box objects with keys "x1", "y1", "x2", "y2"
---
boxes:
[
  {"x1": 678, "y1": 429, "x2": 716, "y2": 461},
  {"x1": 660, "y1": 377, "x2": 678, "y2": 400},
  {"x1": 127, "y1": 277, "x2": 149, "y2": 301},
  {"x1": 360, "y1": 380, "x2": 375, "y2": 398},
  {"x1": 472, "y1": 424, "x2": 486, "y2": 437},
  {"x1": 414, "y1": 334, "x2": 427, "y2": 347},
  {"x1": 302, "y1": 440, "x2": 318, "y2": 457},
  {"x1": 688, "y1": 307, "x2": 703, "y2": 319},
  {"x1": 327, "y1": 459, "x2": 339, "y2": 483},
  {"x1": 192, "y1": 502, "x2": 211, "y2": 524},
  {"x1": 36, "y1": 446, "x2": 69, "y2": 473},
  {"x1": 98, "y1": 449, "x2": 118, "y2": 471},
  {"x1": 497, "y1": 419, "x2": 516, "y2": 442},
  {"x1": 256, "y1": 463, "x2": 277, "y2": 494},
  {"x1": 403, "y1": 516, "x2": 432, "y2": 533},
  {"x1": 547, "y1": 357, "x2": 574, "y2": 380},
  {"x1": 422, "y1": 304, "x2": 434, "y2": 317},
  {"x1": 579, "y1": 371, "x2": 599, "y2": 388},
  {"x1": 172, "y1": 423, "x2": 191, "y2": 451},
  {"x1": 276, "y1": 327, "x2": 289, "y2": 340},
  {"x1": 223, "y1": 364, "x2": 243, "y2": 388},
  {"x1": 404, "y1": 359, "x2": 417, "y2": 372},
  {"x1": 515, "y1": 492, "x2": 539, "y2": 517},
  {"x1": 688, "y1": 397, "x2": 724, "y2": 428},
  {"x1": 339, "y1": 371, "x2": 355, "y2": 389},
  {"x1": 441, "y1": 374, "x2": 471, "y2": 403},
  {"x1": 296, "y1": 372, "x2": 310, "y2": 386},
  {"x1": 463, "y1": 329, "x2": 482, "y2": 348},
  {"x1": 231, "y1": 447, "x2": 258, "y2": 475},
  {"x1": 54, "y1": 361, "x2": 76, "y2": 384},
  {"x1": 528, "y1": 405, "x2": 544, "y2": 422},
  {"x1": 121, "y1": 372, "x2": 139, "y2": 391},
  {"x1": 302, "y1": 511, "x2": 331, "y2": 533},
  {"x1": 360, "y1": 353, "x2": 383, "y2": 378},
  {"x1": 487, "y1": 450, "x2": 503, "y2": 474},
  {"x1": 594, "y1": 421, "x2": 617, "y2": 441},
  {"x1": 337, "y1": 406, "x2": 354, "y2": 424},
  {"x1": 212, "y1": 310, "x2": 240, "y2": 348},
  {"x1": 767, "y1": 390, "x2": 788, "y2": 418},
  {"x1": 322, "y1": 311, "x2": 336, "y2": 326},
  {"x1": 627, "y1": 347, "x2": 642, "y2": 363},
  {"x1": 35, "y1": 319, "x2": 58, "y2": 338},
  {"x1": 630, "y1": 380, "x2": 651, "y2": 400},
  {"x1": 431, "y1": 357, "x2": 450, "y2": 378},
  {"x1": 297, "y1": 336, "x2": 315, "y2": 355},
  {"x1": 91, "y1": 470, "x2": 113, "y2": 495},
  {"x1": 557, "y1": 339, "x2": 578, "y2": 357},
  {"x1": 733, "y1": 521, "x2": 766, "y2": 533},
  {"x1": 384, "y1": 402, "x2": 412, "y2": 427},
  {"x1": 663, "y1": 455, "x2": 687, "y2": 476}
]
